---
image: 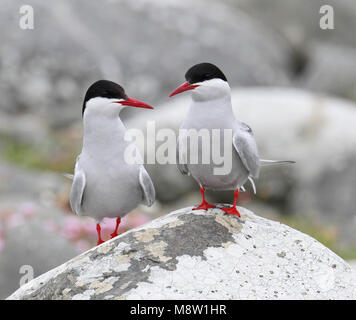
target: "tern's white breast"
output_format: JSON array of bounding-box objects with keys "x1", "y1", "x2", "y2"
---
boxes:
[{"x1": 79, "y1": 115, "x2": 144, "y2": 221}]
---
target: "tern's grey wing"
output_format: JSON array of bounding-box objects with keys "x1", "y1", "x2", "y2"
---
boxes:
[
  {"x1": 139, "y1": 166, "x2": 155, "y2": 207},
  {"x1": 176, "y1": 133, "x2": 189, "y2": 176},
  {"x1": 233, "y1": 123, "x2": 260, "y2": 178},
  {"x1": 70, "y1": 164, "x2": 86, "y2": 215}
]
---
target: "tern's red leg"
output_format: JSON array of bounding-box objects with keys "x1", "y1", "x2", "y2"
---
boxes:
[
  {"x1": 96, "y1": 223, "x2": 105, "y2": 245},
  {"x1": 222, "y1": 189, "x2": 241, "y2": 217},
  {"x1": 193, "y1": 187, "x2": 216, "y2": 210},
  {"x1": 110, "y1": 217, "x2": 121, "y2": 239}
]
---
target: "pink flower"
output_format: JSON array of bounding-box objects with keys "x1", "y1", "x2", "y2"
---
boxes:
[
  {"x1": 0, "y1": 236, "x2": 4, "y2": 252},
  {"x1": 6, "y1": 214, "x2": 23, "y2": 229},
  {"x1": 83, "y1": 221, "x2": 97, "y2": 236},
  {"x1": 131, "y1": 214, "x2": 151, "y2": 226},
  {"x1": 43, "y1": 220, "x2": 59, "y2": 233},
  {"x1": 61, "y1": 216, "x2": 85, "y2": 241},
  {"x1": 20, "y1": 202, "x2": 36, "y2": 218},
  {"x1": 74, "y1": 239, "x2": 91, "y2": 252}
]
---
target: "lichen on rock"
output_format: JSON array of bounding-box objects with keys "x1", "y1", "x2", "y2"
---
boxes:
[{"x1": 7, "y1": 206, "x2": 356, "y2": 300}]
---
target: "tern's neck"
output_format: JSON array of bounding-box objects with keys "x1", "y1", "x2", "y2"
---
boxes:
[
  {"x1": 82, "y1": 114, "x2": 126, "y2": 151},
  {"x1": 186, "y1": 94, "x2": 236, "y2": 126}
]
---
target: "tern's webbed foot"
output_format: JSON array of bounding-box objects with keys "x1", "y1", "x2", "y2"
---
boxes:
[
  {"x1": 96, "y1": 223, "x2": 105, "y2": 246},
  {"x1": 193, "y1": 201, "x2": 216, "y2": 211},
  {"x1": 110, "y1": 232, "x2": 119, "y2": 239},
  {"x1": 222, "y1": 206, "x2": 241, "y2": 217},
  {"x1": 110, "y1": 217, "x2": 121, "y2": 239}
]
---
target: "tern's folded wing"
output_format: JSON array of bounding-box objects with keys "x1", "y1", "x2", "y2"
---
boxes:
[
  {"x1": 233, "y1": 124, "x2": 260, "y2": 178},
  {"x1": 176, "y1": 133, "x2": 190, "y2": 176},
  {"x1": 139, "y1": 166, "x2": 155, "y2": 207},
  {"x1": 70, "y1": 162, "x2": 86, "y2": 215}
]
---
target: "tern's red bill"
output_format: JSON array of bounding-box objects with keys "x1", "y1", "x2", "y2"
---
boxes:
[
  {"x1": 118, "y1": 97, "x2": 153, "y2": 109},
  {"x1": 169, "y1": 81, "x2": 199, "y2": 97}
]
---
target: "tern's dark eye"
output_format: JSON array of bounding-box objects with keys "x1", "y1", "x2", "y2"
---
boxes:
[{"x1": 103, "y1": 90, "x2": 114, "y2": 97}]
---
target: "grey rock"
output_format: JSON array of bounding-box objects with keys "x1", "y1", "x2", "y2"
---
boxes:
[
  {"x1": 0, "y1": 161, "x2": 78, "y2": 299},
  {"x1": 299, "y1": 43, "x2": 356, "y2": 99},
  {"x1": 230, "y1": 0, "x2": 356, "y2": 99},
  {"x1": 0, "y1": 160, "x2": 67, "y2": 200},
  {"x1": 0, "y1": 220, "x2": 78, "y2": 299},
  {"x1": 0, "y1": 114, "x2": 48, "y2": 146},
  {"x1": 7, "y1": 206, "x2": 356, "y2": 300},
  {"x1": 0, "y1": 0, "x2": 291, "y2": 128},
  {"x1": 232, "y1": 0, "x2": 356, "y2": 48}
]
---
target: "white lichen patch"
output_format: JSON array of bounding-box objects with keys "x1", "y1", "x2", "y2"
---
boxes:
[
  {"x1": 116, "y1": 254, "x2": 132, "y2": 264},
  {"x1": 97, "y1": 241, "x2": 114, "y2": 254},
  {"x1": 214, "y1": 212, "x2": 243, "y2": 234},
  {"x1": 124, "y1": 207, "x2": 356, "y2": 300},
  {"x1": 75, "y1": 280, "x2": 85, "y2": 287},
  {"x1": 120, "y1": 281, "x2": 132, "y2": 290},
  {"x1": 62, "y1": 288, "x2": 71, "y2": 296},
  {"x1": 221, "y1": 241, "x2": 233, "y2": 248},
  {"x1": 134, "y1": 228, "x2": 160, "y2": 243},
  {"x1": 146, "y1": 241, "x2": 172, "y2": 263},
  {"x1": 72, "y1": 289, "x2": 95, "y2": 300},
  {"x1": 91, "y1": 276, "x2": 117, "y2": 295},
  {"x1": 168, "y1": 219, "x2": 185, "y2": 228},
  {"x1": 127, "y1": 208, "x2": 191, "y2": 233},
  {"x1": 74, "y1": 254, "x2": 130, "y2": 285},
  {"x1": 88, "y1": 281, "x2": 102, "y2": 289},
  {"x1": 95, "y1": 283, "x2": 113, "y2": 295}
]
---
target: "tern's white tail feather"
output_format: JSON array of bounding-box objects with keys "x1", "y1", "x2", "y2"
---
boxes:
[
  {"x1": 260, "y1": 159, "x2": 295, "y2": 166},
  {"x1": 61, "y1": 173, "x2": 74, "y2": 180},
  {"x1": 248, "y1": 177, "x2": 257, "y2": 194}
]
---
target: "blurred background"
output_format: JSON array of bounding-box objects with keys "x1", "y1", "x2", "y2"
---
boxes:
[{"x1": 1, "y1": 0, "x2": 356, "y2": 298}]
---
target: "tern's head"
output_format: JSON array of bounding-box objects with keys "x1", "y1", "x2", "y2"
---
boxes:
[
  {"x1": 169, "y1": 63, "x2": 230, "y2": 101},
  {"x1": 82, "y1": 80, "x2": 153, "y2": 117}
]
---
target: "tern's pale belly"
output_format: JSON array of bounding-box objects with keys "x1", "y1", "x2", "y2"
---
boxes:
[
  {"x1": 186, "y1": 149, "x2": 249, "y2": 190},
  {"x1": 181, "y1": 125, "x2": 250, "y2": 190},
  {"x1": 80, "y1": 161, "x2": 143, "y2": 221}
]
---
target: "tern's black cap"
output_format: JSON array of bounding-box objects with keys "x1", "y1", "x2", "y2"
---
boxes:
[
  {"x1": 185, "y1": 63, "x2": 227, "y2": 84},
  {"x1": 82, "y1": 80, "x2": 128, "y2": 115}
]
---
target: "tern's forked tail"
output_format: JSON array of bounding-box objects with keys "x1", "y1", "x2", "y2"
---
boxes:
[
  {"x1": 260, "y1": 159, "x2": 296, "y2": 166},
  {"x1": 61, "y1": 172, "x2": 74, "y2": 180}
]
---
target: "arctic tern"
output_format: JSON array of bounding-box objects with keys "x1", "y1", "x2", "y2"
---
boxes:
[
  {"x1": 70, "y1": 80, "x2": 155, "y2": 245},
  {"x1": 169, "y1": 63, "x2": 294, "y2": 217}
]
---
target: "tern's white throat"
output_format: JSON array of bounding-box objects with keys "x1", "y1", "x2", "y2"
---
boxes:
[
  {"x1": 191, "y1": 78, "x2": 231, "y2": 102},
  {"x1": 82, "y1": 97, "x2": 126, "y2": 151}
]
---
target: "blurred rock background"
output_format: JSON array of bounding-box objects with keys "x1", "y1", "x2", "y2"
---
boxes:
[{"x1": 0, "y1": 0, "x2": 356, "y2": 298}]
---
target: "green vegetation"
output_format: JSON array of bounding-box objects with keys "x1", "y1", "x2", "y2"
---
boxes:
[{"x1": 0, "y1": 133, "x2": 77, "y2": 173}]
